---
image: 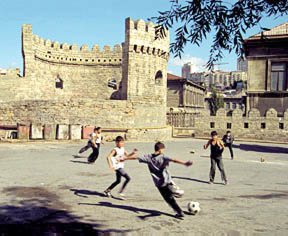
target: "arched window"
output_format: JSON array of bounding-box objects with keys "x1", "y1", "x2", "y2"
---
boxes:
[
  {"x1": 55, "y1": 75, "x2": 63, "y2": 89},
  {"x1": 155, "y1": 70, "x2": 163, "y2": 85}
]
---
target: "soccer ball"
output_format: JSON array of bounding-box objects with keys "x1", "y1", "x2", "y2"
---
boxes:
[{"x1": 187, "y1": 201, "x2": 201, "y2": 215}]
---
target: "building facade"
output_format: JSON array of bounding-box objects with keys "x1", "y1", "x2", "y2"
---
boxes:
[
  {"x1": 167, "y1": 73, "x2": 205, "y2": 111},
  {"x1": 244, "y1": 22, "x2": 288, "y2": 116},
  {"x1": 237, "y1": 58, "x2": 248, "y2": 72}
]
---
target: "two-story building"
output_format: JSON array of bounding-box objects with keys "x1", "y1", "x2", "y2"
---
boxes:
[
  {"x1": 244, "y1": 22, "x2": 288, "y2": 116},
  {"x1": 167, "y1": 73, "x2": 206, "y2": 111}
]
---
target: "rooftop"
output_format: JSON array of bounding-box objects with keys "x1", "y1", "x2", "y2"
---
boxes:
[
  {"x1": 247, "y1": 22, "x2": 288, "y2": 40},
  {"x1": 167, "y1": 73, "x2": 206, "y2": 90}
]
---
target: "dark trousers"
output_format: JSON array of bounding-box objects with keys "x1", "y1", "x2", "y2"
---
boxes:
[
  {"x1": 79, "y1": 141, "x2": 92, "y2": 153},
  {"x1": 107, "y1": 168, "x2": 131, "y2": 193},
  {"x1": 87, "y1": 144, "x2": 100, "y2": 163},
  {"x1": 226, "y1": 143, "x2": 234, "y2": 159},
  {"x1": 209, "y1": 157, "x2": 227, "y2": 182},
  {"x1": 158, "y1": 185, "x2": 183, "y2": 214}
]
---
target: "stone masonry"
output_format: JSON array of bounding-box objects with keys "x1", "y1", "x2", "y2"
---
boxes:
[{"x1": 0, "y1": 18, "x2": 171, "y2": 141}]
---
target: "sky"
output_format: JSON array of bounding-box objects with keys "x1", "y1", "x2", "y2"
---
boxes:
[{"x1": 0, "y1": 0, "x2": 287, "y2": 76}]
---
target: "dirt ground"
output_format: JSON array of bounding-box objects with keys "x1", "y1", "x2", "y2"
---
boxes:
[{"x1": 0, "y1": 138, "x2": 287, "y2": 235}]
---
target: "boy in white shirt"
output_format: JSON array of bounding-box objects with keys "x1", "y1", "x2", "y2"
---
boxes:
[{"x1": 104, "y1": 136, "x2": 137, "y2": 198}]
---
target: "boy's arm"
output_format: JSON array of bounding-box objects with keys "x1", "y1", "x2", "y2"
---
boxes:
[
  {"x1": 91, "y1": 134, "x2": 97, "y2": 148},
  {"x1": 171, "y1": 158, "x2": 193, "y2": 166},
  {"x1": 106, "y1": 150, "x2": 116, "y2": 169},
  {"x1": 123, "y1": 150, "x2": 138, "y2": 161},
  {"x1": 203, "y1": 140, "x2": 211, "y2": 149}
]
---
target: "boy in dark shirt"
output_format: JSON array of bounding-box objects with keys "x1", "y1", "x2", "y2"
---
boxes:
[
  {"x1": 222, "y1": 131, "x2": 234, "y2": 160},
  {"x1": 204, "y1": 131, "x2": 228, "y2": 185},
  {"x1": 120, "y1": 142, "x2": 193, "y2": 218}
]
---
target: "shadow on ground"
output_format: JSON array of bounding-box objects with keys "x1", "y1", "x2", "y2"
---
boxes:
[
  {"x1": 70, "y1": 188, "x2": 106, "y2": 198},
  {"x1": 0, "y1": 186, "x2": 132, "y2": 235},
  {"x1": 70, "y1": 160, "x2": 90, "y2": 164},
  {"x1": 233, "y1": 144, "x2": 288, "y2": 154},
  {"x1": 172, "y1": 176, "x2": 223, "y2": 185},
  {"x1": 79, "y1": 201, "x2": 177, "y2": 220},
  {"x1": 238, "y1": 190, "x2": 288, "y2": 200}
]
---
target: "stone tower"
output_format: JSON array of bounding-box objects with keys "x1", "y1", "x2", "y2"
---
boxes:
[
  {"x1": 121, "y1": 18, "x2": 170, "y2": 103},
  {"x1": 22, "y1": 24, "x2": 33, "y2": 77}
]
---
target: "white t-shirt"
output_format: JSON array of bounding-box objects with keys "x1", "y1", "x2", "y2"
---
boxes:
[
  {"x1": 89, "y1": 132, "x2": 96, "y2": 141},
  {"x1": 96, "y1": 134, "x2": 102, "y2": 144},
  {"x1": 111, "y1": 147, "x2": 125, "y2": 170}
]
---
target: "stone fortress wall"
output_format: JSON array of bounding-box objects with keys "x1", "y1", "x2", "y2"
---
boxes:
[
  {"x1": 170, "y1": 108, "x2": 288, "y2": 142},
  {"x1": 194, "y1": 108, "x2": 288, "y2": 142},
  {"x1": 0, "y1": 18, "x2": 172, "y2": 141}
]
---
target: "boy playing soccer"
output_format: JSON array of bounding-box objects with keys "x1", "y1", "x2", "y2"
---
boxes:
[
  {"x1": 104, "y1": 136, "x2": 137, "y2": 198},
  {"x1": 120, "y1": 141, "x2": 193, "y2": 218},
  {"x1": 78, "y1": 127, "x2": 98, "y2": 154},
  {"x1": 204, "y1": 131, "x2": 228, "y2": 185},
  {"x1": 77, "y1": 127, "x2": 104, "y2": 164},
  {"x1": 222, "y1": 131, "x2": 234, "y2": 160}
]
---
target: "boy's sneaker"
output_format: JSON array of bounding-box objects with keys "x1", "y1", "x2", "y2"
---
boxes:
[
  {"x1": 208, "y1": 181, "x2": 214, "y2": 184},
  {"x1": 104, "y1": 190, "x2": 112, "y2": 198},
  {"x1": 223, "y1": 180, "x2": 228, "y2": 185},
  {"x1": 175, "y1": 212, "x2": 184, "y2": 219}
]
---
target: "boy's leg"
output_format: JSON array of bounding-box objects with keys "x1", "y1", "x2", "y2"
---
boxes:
[
  {"x1": 228, "y1": 144, "x2": 234, "y2": 159},
  {"x1": 87, "y1": 146, "x2": 99, "y2": 163},
  {"x1": 105, "y1": 170, "x2": 121, "y2": 192},
  {"x1": 118, "y1": 169, "x2": 131, "y2": 193},
  {"x1": 79, "y1": 142, "x2": 91, "y2": 153},
  {"x1": 216, "y1": 158, "x2": 227, "y2": 183},
  {"x1": 158, "y1": 186, "x2": 183, "y2": 215},
  {"x1": 209, "y1": 158, "x2": 216, "y2": 183}
]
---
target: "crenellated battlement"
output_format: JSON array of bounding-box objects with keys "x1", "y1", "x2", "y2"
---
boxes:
[
  {"x1": 124, "y1": 18, "x2": 170, "y2": 61},
  {"x1": 22, "y1": 24, "x2": 122, "y2": 66}
]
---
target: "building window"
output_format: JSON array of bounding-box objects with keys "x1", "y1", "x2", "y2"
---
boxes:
[
  {"x1": 226, "y1": 103, "x2": 230, "y2": 109},
  {"x1": 210, "y1": 122, "x2": 215, "y2": 128},
  {"x1": 244, "y1": 122, "x2": 249, "y2": 129},
  {"x1": 55, "y1": 76, "x2": 63, "y2": 89},
  {"x1": 155, "y1": 70, "x2": 163, "y2": 85},
  {"x1": 232, "y1": 103, "x2": 236, "y2": 109},
  {"x1": 261, "y1": 123, "x2": 266, "y2": 129},
  {"x1": 279, "y1": 123, "x2": 284, "y2": 130},
  {"x1": 227, "y1": 123, "x2": 232, "y2": 129},
  {"x1": 271, "y1": 62, "x2": 287, "y2": 91}
]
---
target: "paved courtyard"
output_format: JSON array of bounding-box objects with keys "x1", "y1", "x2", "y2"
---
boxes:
[{"x1": 0, "y1": 138, "x2": 287, "y2": 235}]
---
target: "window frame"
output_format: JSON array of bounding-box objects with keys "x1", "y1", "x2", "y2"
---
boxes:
[{"x1": 269, "y1": 61, "x2": 288, "y2": 92}]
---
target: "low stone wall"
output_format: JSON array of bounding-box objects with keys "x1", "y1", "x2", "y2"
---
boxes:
[
  {"x1": 0, "y1": 99, "x2": 171, "y2": 141},
  {"x1": 194, "y1": 108, "x2": 288, "y2": 142}
]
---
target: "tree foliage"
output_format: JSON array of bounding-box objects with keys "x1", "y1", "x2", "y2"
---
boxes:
[
  {"x1": 209, "y1": 86, "x2": 224, "y2": 115},
  {"x1": 151, "y1": 0, "x2": 288, "y2": 70}
]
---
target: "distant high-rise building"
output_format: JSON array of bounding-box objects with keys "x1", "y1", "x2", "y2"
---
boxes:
[
  {"x1": 237, "y1": 58, "x2": 248, "y2": 72},
  {"x1": 182, "y1": 63, "x2": 193, "y2": 79},
  {"x1": 190, "y1": 70, "x2": 247, "y2": 89}
]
